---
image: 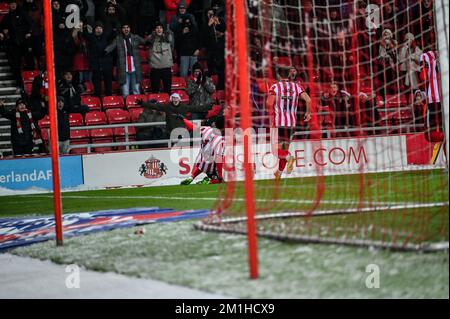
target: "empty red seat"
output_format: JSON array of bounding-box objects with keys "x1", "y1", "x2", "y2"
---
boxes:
[
  {"x1": 81, "y1": 96, "x2": 102, "y2": 111},
  {"x1": 90, "y1": 128, "x2": 113, "y2": 139},
  {"x1": 114, "y1": 126, "x2": 136, "y2": 138},
  {"x1": 171, "y1": 77, "x2": 186, "y2": 90},
  {"x1": 82, "y1": 81, "x2": 94, "y2": 96},
  {"x1": 70, "y1": 129, "x2": 89, "y2": 140},
  {"x1": 69, "y1": 113, "x2": 84, "y2": 126},
  {"x1": 22, "y1": 70, "x2": 40, "y2": 84},
  {"x1": 102, "y1": 95, "x2": 124, "y2": 110},
  {"x1": 129, "y1": 107, "x2": 144, "y2": 122},
  {"x1": 147, "y1": 93, "x2": 170, "y2": 104},
  {"x1": 91, "y1": 139, "x2": 114, "y2": 153},
  {"x1": 125, "y1": 94, "x2": 148, "y2": 109},
  {"x1": 85, "y1": 111, "x2": 107, "y2": 126},
  {"x1": 38, "y1": 115, "x2": 51, "y2": 128},
  {"x1": 69, "y1": 139, "x2": 90, "y2": 154},
  {"x1": 0, "y1": 2, "x2": 9, "y2": 14},
  {"x1": 106, "y1": 109, "x2": 130, "y2": 124}
]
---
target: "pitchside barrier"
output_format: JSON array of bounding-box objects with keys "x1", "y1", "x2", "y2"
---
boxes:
[{"x1": 0, "y1": 132, "x2": 445, "y2": 193}]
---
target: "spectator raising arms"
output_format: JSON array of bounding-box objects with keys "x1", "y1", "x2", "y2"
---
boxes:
[
  {"x1": 0, "y1": 99, "x2": 45, "y2": 156},
  {"x1": 176, "y1": 22, "x2": 201, "y2": 78},
  {"x1": 148, "y1": 21, "x2": 174, "y2": 95},
  {"x1": 105, "y1": 23, "x2": 148, "y2": 97},
  {"x1": 84, "y1": 21, "x2": 114, "y2": 97}
]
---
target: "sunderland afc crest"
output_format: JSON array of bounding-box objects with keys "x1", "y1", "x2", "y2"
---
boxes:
[{"x1": 139, "y1": 156, "x2": 168, "y2": 179}]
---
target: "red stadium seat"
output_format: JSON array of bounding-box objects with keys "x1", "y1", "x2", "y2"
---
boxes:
[
  {"x1": 85, "y1": 111, "x2": 107, "y2": 126},
  {"x1": 69, "y1": 139, "x2": 90, "y2": 154},
  {"x1": 81, "y1": 96, "x2": 102, "y2": 111},
  {"x1": 22, "y1": 70, "x2": 40, "y2": 84},
  {"x1": 129, "y1": 107, "x2": 144, "y2": 122},
  {"x1": 171, "y1": 77, "x2": 187, "y2": 90},
  {"x1": 90, "y1": 128, "x2": 113, "y2": 139},
  {"x1": 69, "y1": 113, "x2": 84, "y2": 126},
  {"x1": 82, "y1": 81, "x2": 94, "y2": 96},
  {"x1": 106, "y1": 109, "x2": 130, "y2": 124},
  {"x1": 70, "y1": 129, "x2": 89, "y2": 140},
  {"x1": 114, "y1": 126, "x2": 136, "y2": 138},
  {"x1": 0, "y1": 2, "x2": 9, "y2": 14},
  {"x1": 102, "y1": 95, "x2": 124, "y2": 110},
  {"x1": 147, "y1": 93, "x2": 170, "y2": 104},
  {"x1": 125, "y1": 94, "x2": 148, "y2": 109},
  {"x1": 38, "y1": 115, "x2": 51, "y2": 128},
  {"x1": 141, "y1": 79, "x2": 151, "y2": 93},
  {"x1": 40, "y1": 128, "x2": 49, "y2": 141},
  {"x1": 172, "y1": 90, "x2": 189, "y2": 104}
]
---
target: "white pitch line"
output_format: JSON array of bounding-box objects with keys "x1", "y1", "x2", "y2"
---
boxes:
[{"x1": 24, "y1": 194, "x2": 448, "y2": 207}]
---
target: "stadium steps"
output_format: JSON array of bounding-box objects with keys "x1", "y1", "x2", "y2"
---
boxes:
[{"x1": 0, "y1": 50, "x2": 18, "y2": 157}]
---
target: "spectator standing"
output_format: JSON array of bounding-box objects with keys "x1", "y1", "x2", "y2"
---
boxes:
[
  {"x1": 55, "y1": 96, "x2": 72, "y2": 154},
  {"x1": 169, "y1": 1, "x2": 198, "y2": 34},
  {"x1": 148, "y1": 21, "x2": 174, "y2": 95},
  {"x1": 72, "y1": 22, "x2": 91, "y2": 83},
  {"x1": 138, "y1": 0, "x2": 157, "y2": 36},
  {"x1": 378, "y1": 28, "x2": 398, "y2": 96},
  {"x1": 0, "y1": 0, "x2": 34, "y2": 90},
  {"x1": 22, "y1": 0, "x2": 44, "y2": 70},
  {"x1": 320, "y1": 82, "x2": 353, "y2": 137},
  {"x1": 99, "y1": 1, "x2": 126, "y2": 37},
  {"x1": 201, "y1": 7, "x2": 225, "y2": 89},
  {"x1": 84, "y1": 21, "x2": 114, "y2": 97},
  {"x1": 105, "y1": 23, "x2": 147, "y2": 97},
  {"x1": 0, "y1": 98, "x2": 45, "y2": 156},
  {"x1": 164, "y1": 0, "x2": 191, "y2": 26},
  {"x1": 186, "y1": 63, "x2": 215, "y2": 120},
  {"x1": 176, "y1": 22, "x2": 201, "y2": 78},
  {"x1": 398, "y1": 33, "x2": 422, "y2": 100}
]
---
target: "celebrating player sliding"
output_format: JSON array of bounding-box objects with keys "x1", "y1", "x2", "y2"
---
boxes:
[{"x1": 266, "y1": 66, "x2": 312, "y2": 180}]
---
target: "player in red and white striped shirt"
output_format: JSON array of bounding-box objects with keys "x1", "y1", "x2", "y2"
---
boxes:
[
  {"x1": 180, "y1": 116, "x2": 225, "y2": 185},
  {"x1": 420, "y1": 50, "x2": 443, "y2": 141},
  {"x1": 266, "y1": 66, "x2": 312, "y2": 179}
]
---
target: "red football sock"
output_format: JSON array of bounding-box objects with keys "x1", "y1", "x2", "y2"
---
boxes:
[
  {"x1": 277, "y1": 148, "x2": 289, "y2": 172},
  {"x1": 191, "y1": 165, "x2": 201, "y2": 179},
  {"x1": 216, "y1": 162, "x2": 223, "y2": 180}
]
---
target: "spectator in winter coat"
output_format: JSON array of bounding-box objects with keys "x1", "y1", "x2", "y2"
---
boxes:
[
  {"x1": 176, "y1": 22, "x2": 201, "y2": 78},
  {"x1": 57, "y1": 71, "x2": 89, "y2": 115},
  {"x1": 136, "y1": 107, "x2": 167, "y2": 149},
  {"x1": 55, "y1": 96, "x2": 72, "y2": 154},
  {"x1": 169, "y1": 1, "x2": 198, "y2": 34},
  {"x1": 0, "y1": 98, "x2": 45, "y2": 156},
  {"x1": 105, "y1": 23, "x2": 148, "y2": 97},
  {"x1": 164, "y1": 0, "x2": 191, "y2": 26},
  {"x1": 99, "y1": 1, "x2": 126, "y2": 37},
  {"x1": 0, "y1": 0, "x2": 34, "y2": 89},
  {"x1": 186, "y1": 63, "x2": 216, "y2": 120},
  {"x1": 138, "y1": 93, "x2": 213, "y2": 134},
  {"x1": 84, "y1": 21, "x2": 115, "y2": 97},
  {"x1": 148, "y1": 21, "x2": 174, "y2": 95}
]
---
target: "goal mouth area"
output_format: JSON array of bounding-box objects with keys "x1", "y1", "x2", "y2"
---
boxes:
[{"x1": 194, "y1": 203, "x2": 449, "y2": 253}]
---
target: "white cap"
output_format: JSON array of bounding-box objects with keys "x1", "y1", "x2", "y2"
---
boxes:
[{"x1": 170, "y1": 93, "x2": 181, "y2": 101}]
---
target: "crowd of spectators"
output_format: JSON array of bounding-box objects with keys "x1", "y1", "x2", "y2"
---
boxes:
[
  {"x1": 249, "y1": 0, "x2": 441, "y2": 137},
  {"x1": 0, "y1": 0, "x2": 225, "y2": 156}
]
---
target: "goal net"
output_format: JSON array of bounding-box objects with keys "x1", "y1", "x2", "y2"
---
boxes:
[{"x1": 196, "y1": 0, "x2": 449, "y2": 254}]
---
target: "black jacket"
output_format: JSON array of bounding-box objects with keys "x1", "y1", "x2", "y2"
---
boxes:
[
  {"x1": 141, "y1": 101, "x2": 213, "y2": 133},
  {"x1": 176, "y1": 28, "x2": 201, "y2": 57},
  {"x1": 0, "y1": 107, "x2": 45, "y2": 147},
  {"x1": 84, "y1": 29, "x2": 114, "y2": 71},
  {"x1": 57, "y1": 80, "x2": 89, "y2": 114},
  {"x1": 0, "y1": 8, "x2": 32, "y2": 45},
  {"x1": 57, "y1": 105, "x2": 71, "y2": 142}
]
